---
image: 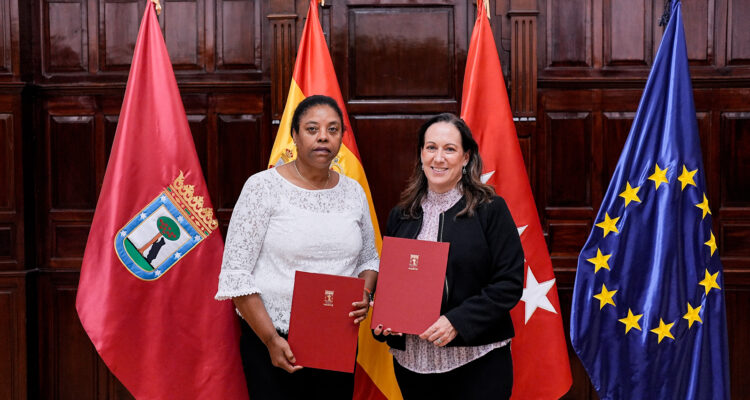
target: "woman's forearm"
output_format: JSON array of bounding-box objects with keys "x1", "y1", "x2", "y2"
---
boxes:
[
  {"x1": 233, "y1": 293, "x2": 278, "y2": 345},
  {"x1": 359, "y1": 269, "x2": 378, "y2": 294}
]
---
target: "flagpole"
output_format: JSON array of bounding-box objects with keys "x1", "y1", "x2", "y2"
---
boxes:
[{"x1": 151, "y1": 0, "x2": 162, "y2": 15}]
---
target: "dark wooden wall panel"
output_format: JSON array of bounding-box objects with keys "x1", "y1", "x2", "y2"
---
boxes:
[
  {"x1": 0, "y1": 113, "x2": 13, "y2": 210},
  {"x1": 604, "y1": 0, "x2": 649, "y2": 66},
  {"x1": 601, "y1": 112, "x2": 634, "y2": 187},
  {"x1": 352, "y1": 115, "x2": 426, "y2": 230},
  {"x1": 217, "y1": 113, "x2": 263, "y2": 210},
  {"x1": 0, "y1": 0, "x2": 13, "y2": 75},
  {"x1": 726, "y1": 288, "x2": 750, "y2": 400},
  {"x1": 217, "y1": 0, "x2": 261, "y2": 70},
  {"x1": 720, "y1": 112, "x2": 750, "y2": 206},
  {"x1": 0, "y1": 226, "x2": 12, "y2": 259},
  {"x1": 101, "y1": 1, "x2": 141, "y2": 71},
  {"x1": 545, "y1": 0, "x2": 591, "y2": 68},
  {"x1": 680, "y1": 0, "x2": 712, "y2": 64},
  {"x1": 0, "y1": 275, "x2": 27, "y2": 400},
  {"x1": 545, "y1": 112, "x2": 592, "y2": 207},
  {"x1": 164, "y1": 0, "x2": 202, "y2": 69},
  {"x1": 727, "y1": 0, "x2": 750, "y2": 65},
  {"x1": 37, "y1": 272, "x2": 132, "y2": 400},
  {"x1": 49, "y1": 115, "x2": 96, "y2": 209},
  {"x1": 0, "y1": 91, "x2": 23, "y2": 272},
  {"x1": 43, "y1": 0, "x2": 88, "y2": 74},
  {"x1": 349, "y1": 7, "x2": 454, "y2": 99}
]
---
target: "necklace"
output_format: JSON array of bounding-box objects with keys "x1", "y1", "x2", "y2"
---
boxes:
[{"x1": 293, "y1": 160, "x2": 330, "y2": 190}]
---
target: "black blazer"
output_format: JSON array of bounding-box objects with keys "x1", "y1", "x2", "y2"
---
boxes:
[{"x1": 375, "y1": 196, "x2": 524, "y2": 350}]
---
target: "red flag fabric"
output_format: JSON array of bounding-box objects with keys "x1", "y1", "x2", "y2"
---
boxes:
[
  {"x1": 460, "y1": 1, "x2": 572, "y2": 398},
  {"x1": 75, "y1": 3, "x2": 248, "y2": 399}
]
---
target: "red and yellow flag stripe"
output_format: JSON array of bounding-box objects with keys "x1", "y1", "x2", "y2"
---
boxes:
[{"x1": 268, "y1": 1, "x2": 400, "y2": 398}]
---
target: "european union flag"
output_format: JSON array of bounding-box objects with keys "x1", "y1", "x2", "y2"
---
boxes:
[{"x1": 570, "y1": 1, "x2": 730, "y2": 399}]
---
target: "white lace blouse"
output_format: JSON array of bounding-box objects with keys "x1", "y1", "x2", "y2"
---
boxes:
[{"x1": 215, "y1": 168, "x2": 379, "y2": 333}]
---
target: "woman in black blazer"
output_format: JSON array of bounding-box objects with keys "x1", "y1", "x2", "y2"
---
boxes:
[{"x1": 373, "y1": 113, "x2": 524, "y2": 400}]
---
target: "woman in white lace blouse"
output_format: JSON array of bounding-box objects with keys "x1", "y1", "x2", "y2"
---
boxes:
[{"x1": 216, "y1": 95, "x2": 379, "y2": 400}]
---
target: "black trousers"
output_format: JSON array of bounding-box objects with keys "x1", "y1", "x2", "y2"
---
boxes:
[
  {"x1": 393, "y1": 345, "x2": 513, "y2": 400},
  {"x1": 240, "y1": 321, "x2": 355, "y2": 400}
]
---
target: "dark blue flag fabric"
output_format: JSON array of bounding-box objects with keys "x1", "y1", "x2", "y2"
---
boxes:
[{"x1": 570, "y1": 1, "x2": 730, "y2": 399}]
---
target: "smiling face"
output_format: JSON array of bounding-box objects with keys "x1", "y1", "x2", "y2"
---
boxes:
[
  {"x1": 421, "y1": 121, "x2": 469, "y2": 193},
  {"x1": 292, "y1": 104, "x2": 343, "y2": 169}
]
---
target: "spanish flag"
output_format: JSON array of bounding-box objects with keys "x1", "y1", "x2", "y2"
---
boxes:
[{"x1": 267, "y1": 1, "x2": 400, "y2": 399}]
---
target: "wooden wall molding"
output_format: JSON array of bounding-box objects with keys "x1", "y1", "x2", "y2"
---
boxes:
[{"x1": 509, "y1": 0, "x2": 538, "y2": 117}]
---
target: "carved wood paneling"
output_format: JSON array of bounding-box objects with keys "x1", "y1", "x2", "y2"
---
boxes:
[
  {"x1": 351, "y1": 115, "x2": 427, "y2": 230},
  {"x1": 269, "y1": 14, "x2": 295, "y2": 119},
  {"x1": 0, "y1": 274, "x2": 26, "y2": 400},
  {"x1": 726, "y1": 288, "x2": 750, "y2": 400},
  {"x1": 0, "y1": 225, "x2": 12, "y2": 260},
  {"x1": 604, "y1": 0, "x2": 650, "y2": 67},
  {"x1": 680, "y1": 0, "x2": 713, "y2": 65},
  {"x1": 37, "y1": 271, "x2": 133, "y2": 399},
  {"x1": 217, "y1": 0, "x2": 262, "y2": 71},
  {"x1": 0, "y1": 0, "x2": 14, "y2": 75},
  {"x1": 216, "y1": 113, "x2": 263, "y2": 210},
  {"x1": 719, "y1": 112, "x2": 750, "y2": 207},
  {"x1": 547, "y1": 220, "x2": 592, "y2": 270},
  {"x1": 43, "y1": 0, "x2": 88, "y2": 74},
  {"x1": 0, "y1": 113, "x2": 12, "y2": 211},
  {"x1": 100, "y1": 0, "x2": 141, "y2": 71},
  {"x1": 727, "y1": 0, "x2": 750, "y2": 66},
  {"x1": 545, "y1": 112, "x2": 592, "y2": 207},
  {"x1": 511, "y1": 14, "x2": 537, "y2": 115},
  {"x1": 348, "y1": 7, "x2": 454, "y2": 100},
  {"x1": 601, "y1": 112, "x2": 633, "y2": 188},
  {"x1": 545, "y1": 0, "x2": 591, "y2": 68},
  {"x1": 49, "y1": 115, "x2": 96, "y2": 209},
  {"x1": 163, "y1": 0, "x2": 204, "y2": 70}
]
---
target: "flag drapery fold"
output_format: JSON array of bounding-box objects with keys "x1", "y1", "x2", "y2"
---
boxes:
[
  {"x1": 460, "y1": 0, "x2": 572, "y2": 398},
  {"x1": 76, "y1": 2, "x2": 248, "y2": 399},
  {"x1": 570, "y1": 2, "x2": 730, "y2": 399}
]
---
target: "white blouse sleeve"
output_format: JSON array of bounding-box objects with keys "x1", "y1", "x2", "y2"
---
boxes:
[
  {"x1": 354, "y1": 186, "x2": 380, "y2": 276},
  {"x1": 215, "y1": 174, "x2": 273, "y2": 300}
]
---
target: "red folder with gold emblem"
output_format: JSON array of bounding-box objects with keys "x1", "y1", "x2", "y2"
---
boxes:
[
  {"x1": 288, "y1": 271, "x2": 365, "y2": 373},
  {"x1": 370, "y1": 236, "x2": 450, "y2": 334}
]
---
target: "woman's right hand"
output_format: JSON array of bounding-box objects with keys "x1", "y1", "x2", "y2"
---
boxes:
[{"x1": 265, "y1": 335, "x2": 303, "y2": 373}]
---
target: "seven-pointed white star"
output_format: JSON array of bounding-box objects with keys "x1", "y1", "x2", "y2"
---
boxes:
[
  {"x1": 174, "y1": 252, "x2": 182, "y2": 259},
  {"x1": 120, "y1": 231, "x2": 128, "y2": 237},
  {"x1": 140, "y1": 212, "x2": 148, "y2": 220},
  {"x1": 480, "y1": 170, "x2": 495, "y2": 184},
  {"x1": 521, "y1": 267, "x2": 557, "y2": 323}
]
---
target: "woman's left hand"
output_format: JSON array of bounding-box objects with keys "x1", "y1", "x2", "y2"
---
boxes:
[
  {"x1": 349, "y1": 293, "x2": 370, "y2": 324},
  {"x1": 419, "y1": 316, "x2": 457, "y2": 347}
]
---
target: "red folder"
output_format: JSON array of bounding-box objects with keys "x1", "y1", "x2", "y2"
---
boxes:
[
  {"x1": 288, "y1": 271, "x2": 365, "y2": 373},
  {"x1": 370, "y1": 236, "x2": 450, "y2": 335}
]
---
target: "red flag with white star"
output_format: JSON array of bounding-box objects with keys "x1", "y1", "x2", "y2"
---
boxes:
[{"x1": 460, "y1": 1, "x2": 572, "y2": 398}]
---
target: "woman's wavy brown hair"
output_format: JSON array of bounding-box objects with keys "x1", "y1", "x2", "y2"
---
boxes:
[{"x1": 398, "y1": 113, "x2": 495, "y2": 218}]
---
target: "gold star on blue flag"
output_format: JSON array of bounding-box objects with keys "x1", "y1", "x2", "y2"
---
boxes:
[{"x1": 570, "y1": 2, "x2": 730, "y2": 399}]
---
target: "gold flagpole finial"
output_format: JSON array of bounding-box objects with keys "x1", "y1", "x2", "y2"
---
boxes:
[
  {"x1": 151, "y1": 0, "x2": 162, "y2": 15},
  {"x1": 483, "y1": 0, "x2": 491, "y2": 19},
  {"x1": 320, "y1": 0, "x2": 325, "y2": 6}
]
